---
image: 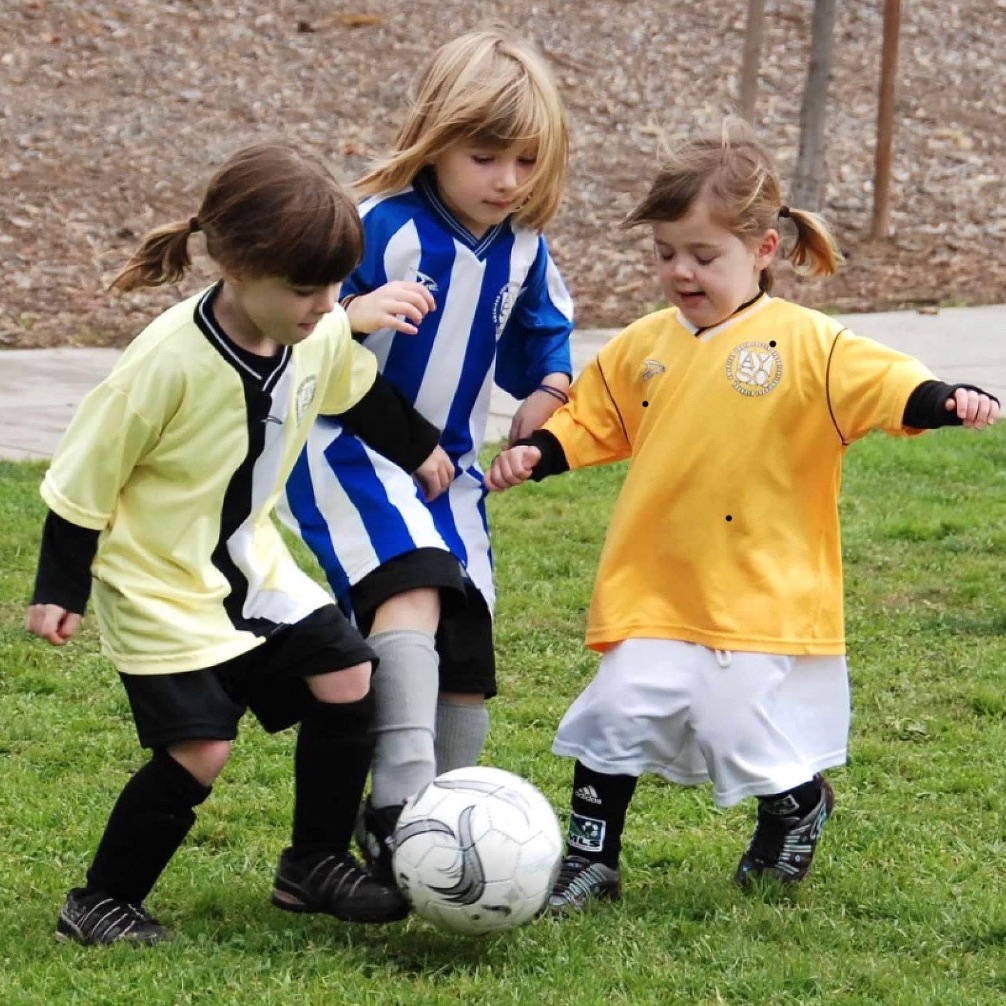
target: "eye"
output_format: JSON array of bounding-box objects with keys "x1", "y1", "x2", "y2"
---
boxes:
[
  {"x1": 518, "y1": 156, "x2": 537, "y2": 166},
  {"x1": 471, "y1": 154, "x2": 495, "y2": 165},
  {"x1": 695, "y1": 256, "x2": 715, "y2": 266}
]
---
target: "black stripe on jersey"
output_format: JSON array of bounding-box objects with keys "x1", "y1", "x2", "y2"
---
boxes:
[
  {"x1": 193, "y1": 285, "x2": 292, "y2": 637},
  {"x1": 825, "y1": 328, "x2": 850, "y2": 446},
  {"x1": 595, "y1": 356, "x2": 631, "y2": 446}
]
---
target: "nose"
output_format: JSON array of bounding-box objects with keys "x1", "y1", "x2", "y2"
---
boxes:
[
  {"x1": 670, "y1": 257, "x2": 693, "y2": 281},
  {"x1": 496, "y1": 160, "x2": 519, "y2": 191},
  {"x1": 314, "y1": 285, "x2": 339, "y2": 314}
]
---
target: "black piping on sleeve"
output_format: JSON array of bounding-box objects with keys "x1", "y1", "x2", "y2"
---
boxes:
[
  {"x1": 32, "y1": 510, "x2": 99, "y2": 613},
  {"x1": 902, "y1": 380, "x2": 1000, "y2": 429},
  {"x1": 333, "y1": 372, "x2": 441, "y2": 473},
  {"x1": 512, "y1": 429, "x2": 570, "y2": 482}
]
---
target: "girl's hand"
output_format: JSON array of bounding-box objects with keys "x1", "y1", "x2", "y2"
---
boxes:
[
  {"x1": 414, "y1": 445, "x2": 455, "y2": 501},
  {"x1": 345, "y1": 282, "x2": 436, "y2": 336},
  {"x1": 946, "y1": 388, "x2": 1000, "y2": 429},
  {"x1": 25, "y1": 603, "x2": 82, "y2": 646},
  {"x1": 485, "y1": 445, "x2": 541, "y2": 491}
]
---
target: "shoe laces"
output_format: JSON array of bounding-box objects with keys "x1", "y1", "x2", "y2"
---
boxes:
[{"x1": 554, "y1": 856, "x2": 608, "y2": 897}]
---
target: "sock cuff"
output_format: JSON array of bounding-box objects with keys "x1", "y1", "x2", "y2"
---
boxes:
[{"x1": 152, "y1": 749, "x2": 212, "y2": 806}]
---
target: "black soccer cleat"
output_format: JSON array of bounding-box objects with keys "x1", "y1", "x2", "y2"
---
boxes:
[
  {"x1": 354, "y1": 796, "x2": 404, "y2": 885},
  {"x1": 544, "y1": 854, "x2": 622, "y2": 914},
  {"x1": 271, "y1": 847, "x2": 409, "y2": 923},
  {"x1": 55, "y1": 888, "x2": 172, "y2": 946},
  {"x1": 735, "y1": 776, "x2": 836, "y2": 887}
]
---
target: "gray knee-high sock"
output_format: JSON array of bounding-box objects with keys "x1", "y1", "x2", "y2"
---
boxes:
[
  {"x1": 434, "y1": 699, "x2": 489, "y2": 773},
  {"x1": 368, "y1": 629, "x2": 440, "y2": 808}
]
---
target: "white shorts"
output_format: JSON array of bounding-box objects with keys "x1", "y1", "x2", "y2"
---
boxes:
[{"x1": 552, "y1": 638, "x2": 850, "y2": 807}]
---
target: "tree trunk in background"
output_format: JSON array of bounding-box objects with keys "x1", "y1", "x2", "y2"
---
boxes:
[
  {"x1": 792, "y1": 0, "x2": 837, "y2": 210},
  {"x1": 738, "y1": 0, "x2": 767, "y2": 122},
  {"x1": 872, "y1": 0, "x2": 901, "y2": 238}
]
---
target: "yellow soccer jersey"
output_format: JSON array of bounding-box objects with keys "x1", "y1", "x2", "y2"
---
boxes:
[
  {"x1": 543, "y1": 295, "x2": 935, "y2": 655},
  {"x1": 41, "y1": 286, "x2": 377, "y2": 675}
]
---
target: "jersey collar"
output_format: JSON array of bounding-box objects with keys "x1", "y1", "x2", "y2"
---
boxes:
[{"x1": 414, "y1": 170, "x2": 509, "y2": 256}]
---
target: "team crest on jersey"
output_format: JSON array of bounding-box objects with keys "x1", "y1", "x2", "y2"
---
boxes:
[
  {"x1": 294, "y1": 375, "x2": 318, "y2": 423},
  {"x1": 725, "y1": 341, "x2": 783, "y2": 397},
  {"x1": 641, "y1": 358, "x2": 665, "y2": 381},
  {"x1": 492, "y1": 281, "x2": 523, "y2": 338},
  {"x1": 415, "y1": 271, "x2": 439, "y2": 292}
]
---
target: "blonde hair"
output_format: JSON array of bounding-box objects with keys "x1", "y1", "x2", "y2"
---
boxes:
[
  {"x1": 356, "y1": 29, "x2": 569, "y2": 232},
  {"x1": 112, "y1": 143, "x2": 363, "y2": 292},
  {"x1": 624, "y1": 120, "x2": 843, "y2": 292}
]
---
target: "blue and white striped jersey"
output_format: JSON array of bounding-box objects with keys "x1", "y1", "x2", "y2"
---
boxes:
[{"x1": 281, "y1": 173, "x2": 574, "y2": 613}]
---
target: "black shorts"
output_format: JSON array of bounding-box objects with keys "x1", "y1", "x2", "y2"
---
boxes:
[
  {"x1": 120, "y1": 605, "x2": 376, "y2": 749},
  {"x1": 349, "y1": 549, "x2": 497, "y2": 699}
]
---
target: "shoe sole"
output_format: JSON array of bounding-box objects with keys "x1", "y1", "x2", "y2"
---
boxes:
[{"x1": 270, "y1": 889, "x2": 410, "y2": 924}]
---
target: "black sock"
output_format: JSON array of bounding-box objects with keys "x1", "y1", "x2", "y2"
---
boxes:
[
  {"x1": 566, "y1": 761, "x2": 638, "y2": 869},
  {"x1": 85, "y1": 750, "x2": 211, "y2": 904},
  {"x1": 291, "y1": 690, "x2": 375, "y2": 857},
  {"x1": 758, "y1": 775, "x2": 823, "y2": 818}
]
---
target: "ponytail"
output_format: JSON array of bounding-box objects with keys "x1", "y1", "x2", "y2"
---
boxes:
[
  {"x1": 783, "y1": 206, "x2": 843, "y2": 278},
  {"x1": 110, "y1": 220, "x2": 196, "y2": 292}
]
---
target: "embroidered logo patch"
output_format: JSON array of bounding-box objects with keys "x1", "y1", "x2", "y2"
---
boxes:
[
  {"x1": 641, "y1": 358, "x2": 666, "y2": 381},
  {"x1": 492, "y1": 281, "x2": 523, "y2": 338},
  {"x1": 725, "y1": 341, "x2": 783, "y2": 396},
  {"x1": 294, "y1": 375, "x2": 318, "y2": 424},
  {"x1": 567, "y1": 812, "x2": 606, "y2": 853}
]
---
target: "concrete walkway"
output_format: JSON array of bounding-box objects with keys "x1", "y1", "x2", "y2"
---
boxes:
[{"x1": 1, "y1": 303, "x2": 1003, "y2": 460}]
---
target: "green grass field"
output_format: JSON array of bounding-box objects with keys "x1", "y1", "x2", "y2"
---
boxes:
[{"x1": 2, "y1": 425, "x2": 1004, "y2": 1005}]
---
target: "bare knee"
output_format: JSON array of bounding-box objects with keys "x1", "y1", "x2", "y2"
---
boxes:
[
  {"x1": 370, "y1": 587, "x2": 440, "y2": 635},
  {"x1": 308, "y1": 660, "x2": 373, "y2": 703},
  {"x1": 167, "y1": 738, "x2": 232, "y2": 787}
]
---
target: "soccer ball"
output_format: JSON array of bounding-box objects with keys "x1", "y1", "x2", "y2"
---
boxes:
[{"x1": 392, "y1": 766, "x2": 563, "y2": 935}]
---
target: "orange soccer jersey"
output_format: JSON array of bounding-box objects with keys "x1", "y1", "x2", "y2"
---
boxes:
[{"x1": 543, "y1": 295, "x2": 934, "y2": 656}]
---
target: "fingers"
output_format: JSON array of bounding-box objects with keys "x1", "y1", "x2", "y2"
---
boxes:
[
  {"x1": 485, "y1": 447, "x2": 541, "y2": 491},
  {"x1": 948, "y1": 389, "x2": 1000, "y2": 429},
  {"x1": 25, "y1": 604, "x2": 81, "y2": 646},
  {"x1": 415, "y1": 446, "x2": 455, "y2": 501},
  {"x1": 361, "y1": 282, "x2": 436, "y2": 335}
]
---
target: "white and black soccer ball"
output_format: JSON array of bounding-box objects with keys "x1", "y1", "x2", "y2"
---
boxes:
[{"x1": 392, "y1": 766, "x2": 563, "y2": 936}]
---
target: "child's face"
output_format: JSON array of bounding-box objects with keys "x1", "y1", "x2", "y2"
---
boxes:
[
  {"x1": 218, "y1": 275, "x2": 341, "y2": 354},
  {"x1": 652, "y1": 199, "x2": 778, "y2": 329},
  {"x1": 431, "y1": 141, "x2": 537, "y2": 238}
]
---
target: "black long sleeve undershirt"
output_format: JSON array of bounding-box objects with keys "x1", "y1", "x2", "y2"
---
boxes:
[
  {"x1": 332, "y1": 372, "x2": 441, "y2": 475},
  {"x1": 32, "y1": 511, "x2": 98, "y2": 612}
]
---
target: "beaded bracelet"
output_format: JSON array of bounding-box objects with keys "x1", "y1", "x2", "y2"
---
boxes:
[{"x1": 534, "y1": 384, "x2": 570, "y2": 405}]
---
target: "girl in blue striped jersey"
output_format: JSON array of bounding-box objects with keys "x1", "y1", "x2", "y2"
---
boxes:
[{"x1": 282, "y1": 29, "x2": 574, "y2": 876}]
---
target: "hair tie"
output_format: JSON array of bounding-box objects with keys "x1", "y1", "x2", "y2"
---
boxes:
[
  {"x1": 189, "y1": 216, "x2": 201, "y2": 233},
  {"x1": 534, "y1": 383, "x2": 570, "y2": 405},
  {"x1": 778, "y1": 206, "x2": 791, "y2": 219}
]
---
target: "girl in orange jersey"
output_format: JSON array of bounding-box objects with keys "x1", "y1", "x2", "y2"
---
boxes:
[{"x1": 486, "y1": 120, "x2": 999, "y2": 911}]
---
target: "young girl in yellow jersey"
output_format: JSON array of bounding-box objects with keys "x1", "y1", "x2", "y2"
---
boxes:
[
  {"x1": 25, "y1": 143, "x2": 454, "y2": 944},
  {"x1": 486, "y1": 120, "x2": 1000, "y2": 911}
]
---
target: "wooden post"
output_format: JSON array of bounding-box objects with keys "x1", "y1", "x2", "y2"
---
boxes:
[
  {"x1": 739, "y1": 0, "x2": 767, "y2": 122},
  {"x1": 872, "y1": 0, "x2": 901, "y2": 238}
]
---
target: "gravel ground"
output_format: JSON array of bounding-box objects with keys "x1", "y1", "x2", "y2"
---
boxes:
[{"x1": 3, "y1": 0, "x2": 1005, "y2": 347}]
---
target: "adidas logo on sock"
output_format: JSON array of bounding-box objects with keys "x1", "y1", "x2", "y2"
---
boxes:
[{"x1": 574, "y1": 785, "x2": 602, "y2": 805}]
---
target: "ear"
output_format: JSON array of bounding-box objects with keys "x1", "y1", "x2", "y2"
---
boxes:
[{"x1": 754, "y1": 229, "x2": 779, "y2": 269}]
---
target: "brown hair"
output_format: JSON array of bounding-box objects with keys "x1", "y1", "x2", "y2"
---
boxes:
[
  {"x1": 111, "y1": 143, "x2": 363, "y2": 292},
  {"x1": 624, "y1": 120, "x2": 843, "y2": 291},
  {"x1": 355, "y1": 29, "x2": 569, "y2": 232}
]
